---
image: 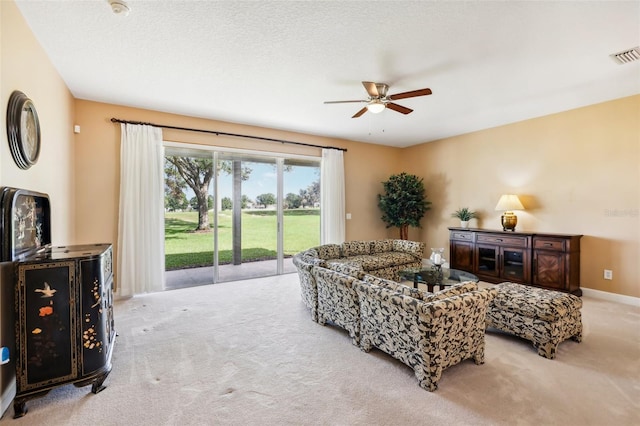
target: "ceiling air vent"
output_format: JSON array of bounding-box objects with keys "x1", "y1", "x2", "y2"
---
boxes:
[{"x1": 610, "y1": 47, "x2": 640, "y2": 64}]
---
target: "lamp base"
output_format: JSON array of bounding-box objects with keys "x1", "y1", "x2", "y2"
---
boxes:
[{"x1": 501, "y1": 213, "x2": 518, "y2": 231}]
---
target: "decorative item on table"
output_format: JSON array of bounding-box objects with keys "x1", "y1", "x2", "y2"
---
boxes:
[
  {"x1": 495, "y1": 194, "x2": 524, "y2": 231},
  {"x1": 429, "y1": 248, "x2": 445, "y2": 283},
  {"x1": 451, "y1": 207, "x2": 478, "y2": 228},
  {"x1": 429, "y1": 247, "x2": 445, "y2": 266}
]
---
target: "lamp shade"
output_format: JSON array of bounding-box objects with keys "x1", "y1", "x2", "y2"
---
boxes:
[
  {"x1": 495, "y1": 194, "x2": 524, "y2": 211},
  {"x1": 366, "y1": 100, "x2": 385, "y2": 114}
]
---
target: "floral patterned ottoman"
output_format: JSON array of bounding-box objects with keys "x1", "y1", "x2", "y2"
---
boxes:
[{"x1": 486, "y1": 282, "x2": 583, "y2": 359}]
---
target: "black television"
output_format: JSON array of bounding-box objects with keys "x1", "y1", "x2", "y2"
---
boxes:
[{"x1": 0, "y1": 187, "x2": 51, "y2": 261}]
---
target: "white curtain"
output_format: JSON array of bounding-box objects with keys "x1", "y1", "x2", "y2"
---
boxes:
[
  {"x1": 117, "y1": 123, "x2": 165, "y2": 296},
  {"x1": 320, "y1": 148, "x2": 345, "y2": 244}
]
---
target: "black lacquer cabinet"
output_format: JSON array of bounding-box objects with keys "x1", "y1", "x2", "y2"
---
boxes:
[{"x1": 13, "y1": 244, "x2": 114, "y2": 417}]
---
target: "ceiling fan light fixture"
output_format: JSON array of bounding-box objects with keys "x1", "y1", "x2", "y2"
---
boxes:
[
  {"x1": 366, "y1": 100, "x2": 385, "y2": 114},
  {"x1": 324, "y1": 81, "x2": 431, "y2": 118}
]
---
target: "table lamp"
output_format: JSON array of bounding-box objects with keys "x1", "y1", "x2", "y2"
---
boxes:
[{"x1": 495, "y1": 194, "x2": 524, "y2": 231}]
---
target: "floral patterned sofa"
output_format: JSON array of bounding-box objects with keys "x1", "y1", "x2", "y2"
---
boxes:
[
  {"x1": 292, "y1": 239, "x2": 425, "y2": 322},
  {"x1": 304, "y1": 263, "x2": 496, "y2": 390},
  {"x1": 355, "y1": 278, "x2": 496, "y2": 391},
  {"x1": 312, "y1": 266, "x2": 362, "y2": 345}
]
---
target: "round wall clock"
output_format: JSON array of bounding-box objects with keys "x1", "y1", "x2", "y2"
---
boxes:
[{"x1": 6, "y1": 90, "x2": 41, "y2": 170}]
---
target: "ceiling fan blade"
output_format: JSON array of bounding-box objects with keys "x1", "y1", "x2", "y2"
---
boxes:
[
  {"x1": 324, "y1": 100, "x2": 367, "y2": 104},
  {"x1": 352, "y1": 107, "x2": 368, "y2": 118},
  {"x1": 362, "y1": 81, "x2": 379, "y2": 97},
  {"x1": 386, "y1": 103, "x2": 413, "y2": 115},
  {"x1": 388, "y1": 88, "x2": 432, "y2": 100}
]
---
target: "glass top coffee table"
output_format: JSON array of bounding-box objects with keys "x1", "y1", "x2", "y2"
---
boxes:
[{"x1": 400, "y1": 266, "x2": 479, "y2": 293}]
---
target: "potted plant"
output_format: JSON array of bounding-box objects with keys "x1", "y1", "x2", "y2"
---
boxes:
[
  {"x1": 378, "y1": 172, "x2": 431, "y2": 239},
  {"x1": 451, "y1": 207, "x2": 478, "y2": 228}
]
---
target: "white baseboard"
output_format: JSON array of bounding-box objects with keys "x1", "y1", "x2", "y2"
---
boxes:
[
  {"x1": 419, "y1": 260, "x2": 639, "y2": 306},
  {"x1": 581, "y1": 287, "x2": 640, "y2": 307},
  {"x1": 0, "y1": 378, "x2": 15, "y2": 419}
]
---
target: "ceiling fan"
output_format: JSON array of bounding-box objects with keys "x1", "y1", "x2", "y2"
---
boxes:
[{"x1": 324, "y1": 81, "x2": 432, "y2": 118}]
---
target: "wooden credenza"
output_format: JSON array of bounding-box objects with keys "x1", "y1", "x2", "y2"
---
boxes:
[
  {"x1": 13, "y1": 244, "x2": 114, "y2": 417},
  {"x1": 449, "y1": 228, "x2": 582, "y2": 296}
]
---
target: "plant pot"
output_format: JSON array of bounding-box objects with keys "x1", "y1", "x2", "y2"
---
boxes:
[{"x1": 460, "y1": 220, "x2": 470, "y2": 228}]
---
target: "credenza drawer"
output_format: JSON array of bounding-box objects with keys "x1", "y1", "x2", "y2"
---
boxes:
[
  {"x1": 451, "y1": 231, "x2": 473, "y2": 241},
  {"x1": 534, "y1": 238, "x2": 565, "y2": 252},
  {"x1": 476, "y1": 234, "x2": 528, "y2": 247}
]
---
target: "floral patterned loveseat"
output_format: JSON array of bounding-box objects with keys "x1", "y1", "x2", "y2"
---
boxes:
[
  {"x1": 292, "y1": 239, "x2": 424, "y2": 322},
  {"x1": 355, "y1": 278, "x2": 496, "y2": 391},
  {"x1": 296, "y1": 261, "x2": 496, "y2": 391}
]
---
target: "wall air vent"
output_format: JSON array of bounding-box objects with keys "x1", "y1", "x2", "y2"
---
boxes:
[{"x1": 610, "y1": 47, "x2": 640, "y2": 64}]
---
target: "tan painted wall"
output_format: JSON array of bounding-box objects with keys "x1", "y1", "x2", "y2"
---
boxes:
[
  {"x1": 0, "y1": 0, "x2": 77, "y2": 415},
  {"x1": 72, "y1": 97, "x2": 640, "y2": 299},
  {"x1": 402, "y1": 95, "x2": 640, "y2": 298},
  {"x1": 73, "y1": 100, "x2": 401, "y2": 268},
  {"x1": 1, "y1": 1, "x2": 76, "y2": 244}
]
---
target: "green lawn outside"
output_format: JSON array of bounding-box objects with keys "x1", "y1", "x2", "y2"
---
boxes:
[{"x1": 165, "y1": 209, "x2": 320, "y2": 270}]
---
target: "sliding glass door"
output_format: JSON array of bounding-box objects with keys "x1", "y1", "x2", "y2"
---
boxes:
[
  {"x1": 164, "y1": 144, "x2": 320, "y2": 288},
  {"x1": 215, "y1": 154, "x2": 279, "y2": 281},
  {"x1": 164, "y1": 149, "x2": 215, "y2": 290}
]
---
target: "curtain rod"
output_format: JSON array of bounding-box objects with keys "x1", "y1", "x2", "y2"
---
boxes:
[{"x1": 110, "y1": 118, "x2": 347, "y2": 152}]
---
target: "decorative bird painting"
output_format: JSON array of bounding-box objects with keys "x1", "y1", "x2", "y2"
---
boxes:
[{"x1": 34, "y1": 282, "x2": 57, "y2": 298}]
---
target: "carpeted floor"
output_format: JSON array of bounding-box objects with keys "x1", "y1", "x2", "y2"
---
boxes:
[{"x1": 1, "y1": 274, "x2": 638, "y2": 425}]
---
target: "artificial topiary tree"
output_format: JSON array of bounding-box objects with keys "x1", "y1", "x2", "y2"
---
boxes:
[{"x1": 377, "y1": 172, "x2": 431, "y2": 240}]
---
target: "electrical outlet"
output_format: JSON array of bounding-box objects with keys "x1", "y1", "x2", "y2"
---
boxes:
[{"x1": 604, "y1": 269, "x2": 613, "y2": 280}]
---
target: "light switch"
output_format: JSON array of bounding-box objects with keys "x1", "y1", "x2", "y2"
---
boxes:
[{"x1": 346, "y1": 213, "x2": 352, "y2": 220}]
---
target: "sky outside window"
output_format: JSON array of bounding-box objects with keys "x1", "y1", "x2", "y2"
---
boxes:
[{"x1": 182, "y1": 162, "x2": 319, "y2": 202}]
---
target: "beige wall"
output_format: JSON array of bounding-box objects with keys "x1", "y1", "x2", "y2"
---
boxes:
[
  {"x1": 73, "y1": 100, "x2": 401, "y2": 263},
  {"x1": 75, "y1": 97, "x2": 640, "y2": 299},
  {"x1": 1, "y1": 0, "x2": 76, "y2": 244},
  {"x1": 402, "y1": 95, "x2": 640, "y2": 298},
  {"x1": 0, "y1": 0, "x2": 77, "y2": 415}
]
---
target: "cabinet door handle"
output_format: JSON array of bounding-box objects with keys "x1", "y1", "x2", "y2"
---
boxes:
[
  {"x1": 496, "y1": 238, "x2": 503, "y2": 242},
  {"x1": 544, "y1": 243, "x2": 552, "y2": 247}
]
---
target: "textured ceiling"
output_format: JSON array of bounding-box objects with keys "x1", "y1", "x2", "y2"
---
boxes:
[{"x1": 15, "y1": 0, "x2": 640, "y2": 147}]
